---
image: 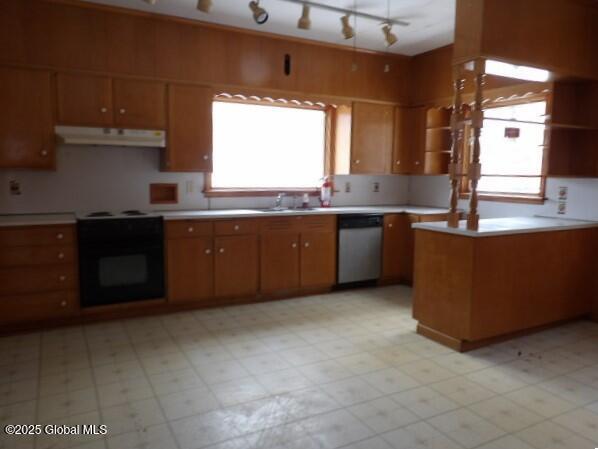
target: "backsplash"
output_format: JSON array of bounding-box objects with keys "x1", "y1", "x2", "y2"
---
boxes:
[
  {"x1": 408, "y1": 175, "x2": 598, "y2": 221},
  {"x1": 0, "y1": 145, "x2": 409, "y2": 214}
]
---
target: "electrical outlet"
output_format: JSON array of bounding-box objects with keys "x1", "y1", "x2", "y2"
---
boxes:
[
  {"x1": 9, "y1": 180, "x2": 21, "y2": 195},
  {"x1": 344, "y1": 182, "x2": 351, "y2": 193},
  {"x1": 558, "y1": 186, "x2": 568, "y2": 201},
  {"x1": 373, "y1": 182, "x2": 380, "y2": 193},
  {"x1": 557, "y1": 201, "x2": 567, "y2": 215}
]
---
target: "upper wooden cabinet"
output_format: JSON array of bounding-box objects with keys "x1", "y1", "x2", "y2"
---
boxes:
[
  {"x1": 56, "y1": 73, "x2": 113, "y2": 127},
  {"x1": 164, "y1": 84, "x2": 213, "y2": 172},
  {"x1": 392, "y1": 107, "x2": 412, "y2": 174},
  {"x1": 0, "y1": 67, "x2": 55, "y2": 169},
  {"x1": 350, "y1": 102, "x2": 395, "y2": 174},
  {"x1": 113, "y1": 79, "x2": 166, "y2": 129},
  {"x1": 56, "y1": 73, "x2": 166, "y2": 130}
]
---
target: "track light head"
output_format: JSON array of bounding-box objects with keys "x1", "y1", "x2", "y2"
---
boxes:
[
  {"x1": 340, "y1": 14, "x2": 355, "y2": 40},
  {"x1": 197, "y1": 0, "x2": 212, "y2": 13},
  {"x1": 382, "y1": 23, "x2": 397, "y2": 47},
  {"x1": 297, "y1": 4, "x2": 311, "y2": 30},
  {"x1": 249, "y1": 1, "x2": 269, "y2": 25}
]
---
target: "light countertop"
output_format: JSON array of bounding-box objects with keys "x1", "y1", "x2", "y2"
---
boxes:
[
  {"x1": 412, "y1": 216, "x2": 598, "y2": 237},
  {"x1": 0, "y1": 206, "x2": 450, "y2": 227}
]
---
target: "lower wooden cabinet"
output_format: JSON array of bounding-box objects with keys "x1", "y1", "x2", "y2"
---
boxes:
[
  {"x1": 260, "y1": 232, "x2": 300, "y2": 293},
  {"x1": 0, "y1": 291, "x2": 78, "y2": 325},
  {"x1": 214, "y1": 235, "x2": 258, "y2": 297},
  {"x1": 382, "y1": 214, "x2": 412, "y2": 281},
  {"x1": 167, "y1": 236, "x2": 214, "y2": 303},
  {"x1": 300, "y1": 231, "x2": 336, "y2": 288}
]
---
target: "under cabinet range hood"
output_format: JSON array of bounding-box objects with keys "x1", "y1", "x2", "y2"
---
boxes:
[{"x1": 55, "y1": 126, "x2": 166, "y2": 148}]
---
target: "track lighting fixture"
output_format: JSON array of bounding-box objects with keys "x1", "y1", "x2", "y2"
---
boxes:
[
  {"x1": 249, "y1": 1, "x2": 269, "y2": 25},
  {"x1": 197, "y1": 0, "x2": 212, "y2": 13},
  {"x1": 297, "y1": 4, "x2": 311, "y2": 30},
  {"x1": 382, "y1": 23, "x2": 397, "y2": 47},
  {"x1": 340, "y1": 15, "x2": 355, "y2": 40}
]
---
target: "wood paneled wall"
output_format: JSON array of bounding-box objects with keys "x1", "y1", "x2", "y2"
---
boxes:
[
  {"x1": 454, "y1": 0, "x2": 598, "y2": 80},
  {"x1": 0, "y1": 0, "x2": 411, "y2": 103}
]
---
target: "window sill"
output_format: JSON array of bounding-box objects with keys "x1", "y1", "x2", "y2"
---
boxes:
[
  {"x1": 459, "y1": 193, "x2": 546, "y2": 205},
  {"x1": 204, "y1": 188, "x2": 320, "y2": 198}
]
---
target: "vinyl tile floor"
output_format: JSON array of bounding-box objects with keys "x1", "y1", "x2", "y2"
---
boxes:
[{"x1": 1, "y1": 285, "x2": 598, "y2": 449}]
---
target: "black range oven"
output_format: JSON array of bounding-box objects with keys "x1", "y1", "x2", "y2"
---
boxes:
[{"x1": 78, "y1": 216, "x2": 165, "y2": 308}]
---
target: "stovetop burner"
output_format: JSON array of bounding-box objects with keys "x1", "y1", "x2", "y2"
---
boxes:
[
  {"x1": 86, "y1": 211, "x2": 113, "y2": 217},
  {"x1": 122, "y1": 210, "x2": 146, "y2": 216}
]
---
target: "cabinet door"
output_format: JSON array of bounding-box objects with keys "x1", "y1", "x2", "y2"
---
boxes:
[
  {"x1": 260, "y1": 233, "x2": 300, "y2": 293},
  {"x1": 167, "y1": 237, "x2": 213, "y2": 303},
  {"x1": 214, "y1": 235, "x2": 258, "y2": 297},
  {"x1": 300, "y1": 231, "x2": 336, "y2": 288},
  {"x1": 392, "y1": 107, "x2": 411, "y2": 174},
  {"x1": 382, "y1": 214, "x2": 411, "y2": 280},
  {"x1": 351, "y1": 102, "x2": 394, "y2": 174},
  {"x1": 410, "y1": 107, "x2": 427, "y2": 174},
  {"x1": 113, "y1": 79, "x2": 166, "y2": 129},
  {"x1": 165, "y1": 84, "x2": 212, "y2": 172},
  {"x1": 56, "y1": 73, "x2": 113, "y2": 127},
  {"x1": 0, "y1": 67, "x2": 54, "y2": 169}
]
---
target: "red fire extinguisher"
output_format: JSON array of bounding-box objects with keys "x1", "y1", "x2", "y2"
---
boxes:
[{"x1": 320, "y1": 176, "x2": 333, "y2": 207}]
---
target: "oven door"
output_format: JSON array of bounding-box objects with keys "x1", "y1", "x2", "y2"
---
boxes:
[{"x1": 79, "y1": 242, "x2": 165, "y2": 308}]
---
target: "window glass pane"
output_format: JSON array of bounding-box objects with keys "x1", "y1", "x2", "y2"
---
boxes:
[
  {"x1": 212, "y1": 102, "x2": 326, "y2": 189},
  {"x1": 475, "y1": 101, "x2": 546, "y2": 195}
]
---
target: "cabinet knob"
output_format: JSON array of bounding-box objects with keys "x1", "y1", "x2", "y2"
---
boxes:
[
  {"x1": 396, "y1": 160, "x2": 401, "y2": 165},
  {"x1": 205, "y1": 249, "x2": 211, "y2": 255},
  {"x1": 388, "y1": 223, "x2": 393, "y2": 228},
  {"x1": 60, "y1": 300, "x2": 67, "y2": 308},
  {"x1": 56, "y1": 233, "x2": 64, "y2": 240},
  {"x1": 354, "y1": 159, "x2": 360, "y2": 164},
  {"x1": 188, "y1": 227, "x2": 194, "y2": 233},
  {"x1": 203, "y1": 155, "x2": 210, "y2": 160},
  {"x1": 40, "y1": 150, "x2": 48, "y2": 157},
  {"x1": 59, "y1": 275, "x2": 66, "y2": 282},
  {"x1": 233, "y1": 225, "x2": 240, "y2": 231},
  {"x1": 415, "y1": 161, "x2": 420, "y2": 165},
  {"x1": 100, "y1": 107, "x2": 108, "y2": 113},
  {"x1": 57, "y1": 252, "x2": 65, "y2": 259},
  {"x1": 291, "y1": 243, "x2": 297, "y2": 248},
  {"x1": 304, "y1": 242, "x2": 310, "y2": 248},
  {"x1": 219, "y1": 248, "x2": 225, "y2": 253},
  {"x1": 119, "y1": 108, "x2": 126, "y2": 114}
]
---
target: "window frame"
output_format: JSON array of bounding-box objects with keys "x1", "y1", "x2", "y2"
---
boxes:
[
  {"x1": 203, "y1": 97, "x2": 334, "y2": 197},
  {"x1": 459, "y1": 94, "x2": 549, "y2": 205}
]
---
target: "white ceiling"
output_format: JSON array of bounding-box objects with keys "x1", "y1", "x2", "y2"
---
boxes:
[{"x1": 82, "y1": 0, "x2": 455, "y2": 56}]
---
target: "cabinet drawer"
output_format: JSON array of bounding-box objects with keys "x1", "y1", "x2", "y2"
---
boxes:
[
  {"x1": 0, "y1": 246, "x2": 75, "y2": 267},
  {"x1": 0, "y1": 226, "x2": 75, "y2": 247},
  {"x1": 0, "y1": 291, "x2": 78, "y2": 325},
  {"x1": 0, "y1": 266, "x2": 76, "y2": 295},
  {"x1": 260, "y1": 217, "x2": 297, "y2": 233},
  {"x1": 215, "y1": 219, "x2": 259, "y2": 236},
  {"x1": 300, "y1": 215, "x2": 336, "y2": 232},
  {"x1": 166, "y1": 220, "x2": 213, "y2": 239}
]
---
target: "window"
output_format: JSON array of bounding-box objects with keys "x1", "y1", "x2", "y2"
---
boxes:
[
  {"x1": 462, "y1": 99, "x2": 547, "y2": 201},
  {"x1": 208, "y1": 101, "x2": 327, "y2": 193}
]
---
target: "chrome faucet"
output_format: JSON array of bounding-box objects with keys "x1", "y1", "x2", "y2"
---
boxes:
[{"x1": 275, "y1": 192, "x2": 285, "y2": 209}]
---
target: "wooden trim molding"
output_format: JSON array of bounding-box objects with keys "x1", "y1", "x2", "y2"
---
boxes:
[{"x1": 459, "y1": 192, "x2": 546, "y2": 205}]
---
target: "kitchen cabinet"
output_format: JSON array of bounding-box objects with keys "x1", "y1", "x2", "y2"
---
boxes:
[
  {"x1": 300, "y1": 231, "x2": 336, "y2": 288},
  {"x1": 214, "y1": 235, "x2": 258, "y2": 297},
  {"x1": 56, "y1": 73, "x2": 166, "y2": 130},
  {"x1": 392, "y1": 107, "x2": 411, "y2": 174},
  {"x1": 382, "y1": 214, "x2": 411, "y2": 280},
  {"x1": 261, "y1": 232, "x2": 300, "y2": 293},
  {"x1": 0, "y1": 67, "x2": 54, "y2": 169},
  {"x1": 350, "y1": 102, "x2": 394, "y2": 174},
  {"x1": 409, "y1": 107, "x2": 427, "y2": 174},
  {"x1": 164, "y1": 84, "x2": 213, "y2": 172},
  {"x1": 56, "y1": 73, "x2": 113, "y2": 127},
  {"x1": 167, "y1": 236, "x2": 214, "y2": 303},
  {"x1": 113, "y1": 78, "x2": 166, "y2": 129},
  {"x1": 0, "y1": 224, "x2": 78, "y2": 327}
]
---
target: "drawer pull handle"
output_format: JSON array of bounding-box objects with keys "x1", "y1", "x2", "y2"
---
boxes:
[
  {"x1": 233, "y1": 225, "x2": 240, "y2": 231},
  {"x1": 414, "y1": 161, "x2": 420, "y2": 165},
  {"x1": 59, "y1": 275, "x2": 66, "y2": 282},
  {"x1": 304, "y1": 242, "x2": 310, "y2": 248},
  {"x1": 100, "y1": 107, "x2": 108, "y2": 113},
  {"x1": 57, "y1": 252, "x2": 65, "y2": 259},
  {"x1": 291, "y1": 243, "x2": 297, "y2": 248},
  {"x1": 60, "y1": 300, "x2": 67, "y2": 307},
  {"x1": 119, "y1": 108, "x2": 126, "y2": 114},
  {"x1": 56, "y1": 233, "x2": 64, "y2": 240},
  {"x1": 219, "y1": 248, "x2": 225, "y2": 253},
  {"x1": 40, "y1": 150, "x2": 48, "y2": 157},
  {"x1": 205, "y1": 249, "x2": 211, "y2": 255},
  {"x1": 188, "y1": 227, "x2": 194, "y2": 233}
]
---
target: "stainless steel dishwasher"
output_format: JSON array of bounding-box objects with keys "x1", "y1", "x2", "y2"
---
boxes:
[{"x1": 337, "y1": 214, "x2": 383, "y2": 285}]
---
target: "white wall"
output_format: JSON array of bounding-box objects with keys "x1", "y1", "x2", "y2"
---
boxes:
[
  {"x1": 0, "y1": 145, "x2": 409, "y2": 214},
  {"x1": 408, "y1": 175, "x2": 598, "y2": 221}
]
